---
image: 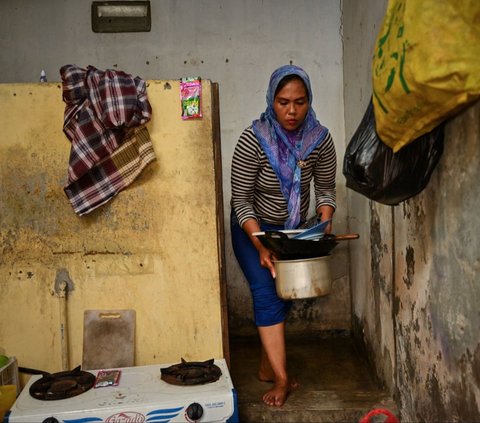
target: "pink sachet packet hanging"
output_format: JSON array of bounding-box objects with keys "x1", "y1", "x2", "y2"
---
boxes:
[{"x1": 180, "y1": 77, "x2": 202, "y2": 120}]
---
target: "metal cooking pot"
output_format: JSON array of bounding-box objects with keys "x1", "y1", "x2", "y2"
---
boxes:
[{"x1": 274, "y1": 255, "x2": 332, "y2": 300}]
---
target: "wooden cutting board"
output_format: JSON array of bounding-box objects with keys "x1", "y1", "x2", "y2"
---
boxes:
[{"x1": 82, "y1": 309, "x2": 135, "y2": 370}]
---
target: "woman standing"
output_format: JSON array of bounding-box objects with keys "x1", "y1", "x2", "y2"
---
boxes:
[{"x1": 230, "y1": 65, "x2": 337, "y2": 406}]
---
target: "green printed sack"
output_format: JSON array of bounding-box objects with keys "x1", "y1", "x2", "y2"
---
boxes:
[{"x1": 372, "y1": 0, "x2": 480, "y2": 152}]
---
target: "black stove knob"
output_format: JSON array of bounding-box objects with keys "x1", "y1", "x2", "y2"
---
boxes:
[
  {"x1": 186, "y1": 402, "x2": 204, "y2": 421},
  {"x1": 42, "y1": 418, "x2": 59, "y2": 423}
]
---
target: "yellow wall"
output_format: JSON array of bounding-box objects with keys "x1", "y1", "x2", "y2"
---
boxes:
[{"x1": 0, "y1": 80, "x2": 223, "y2": 375}]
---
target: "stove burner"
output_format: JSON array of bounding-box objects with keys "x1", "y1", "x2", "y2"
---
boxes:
[
  {"x1": 160, "y1": 358, "x2": 222, "y2": 386},
  {"x1": 29, "y1": 366, "x2": 95, "y2": 400}
]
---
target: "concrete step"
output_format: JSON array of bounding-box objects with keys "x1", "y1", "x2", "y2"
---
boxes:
[
  {"x1": 237, "y1": 389, "x2": 394, "y2": 422},
  {"x1": 229, "y1": 334, "x2": 397, "y2": 423}
]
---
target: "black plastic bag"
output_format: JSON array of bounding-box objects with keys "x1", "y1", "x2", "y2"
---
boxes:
[{"x1": 343, "y1": 99, "x2": 444, "y2": 205}]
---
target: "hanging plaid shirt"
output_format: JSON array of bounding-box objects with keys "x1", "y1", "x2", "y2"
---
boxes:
[{"x1": 60, "y1": 64, "x2": 156, "y2": 215}]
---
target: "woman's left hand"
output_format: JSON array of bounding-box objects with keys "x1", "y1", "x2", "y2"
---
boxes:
[{"x1": 317, "y1": 205, "x2": 335, "y2": 234}]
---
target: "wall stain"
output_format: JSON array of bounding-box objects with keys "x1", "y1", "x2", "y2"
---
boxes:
[
  {"x1": 352, "y1": 314, "x2": 385, "y2": 389},
  {"x1": 473, "y1": 343, "x2": 480, "y2": 387},
  {"x1": 291, "y1": 298, "x2": 318, "y2": 321},
  {"x1": 403, "y1": 246, "x2": 415, "y2": 289},
  {"x1": 367, "y1": 203, "x2": 395, "y2": 389},
  {"x1": 393, "y1": 293, "x2": 401, "y2": 317},
  {"x1": 448, "y1": 379, "x2": 479, "y2": 422},
  {"x1": 412, "y1": 317, "x2": 422, "y2": 349},
  {"x1": 0, "y1": 229, "x2": 15, "y2": 265},
  {"x1": 370, "y1": 205, "x2": 389, "y2": 295},
  {"x1": 400, "y1": 325, "x2": 417, "y2": 385},
  {"x1": 83, "y1": 251, "x2": 132, "y2": 256},
  {"x1": 424, "y1": 366, "x2": 448, "y2": 422},
  {"x1": 402, "y1": 201, "x2": 411, "y2": 220}
]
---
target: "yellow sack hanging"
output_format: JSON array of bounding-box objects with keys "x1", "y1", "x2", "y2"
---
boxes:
[{"x1": 372, "y1": 0, "x2": 480, "y2": 152}]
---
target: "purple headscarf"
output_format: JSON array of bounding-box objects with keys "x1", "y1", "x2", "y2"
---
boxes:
[{"x1": 252, "y1": 65, "x2": 329, "y2": 229}]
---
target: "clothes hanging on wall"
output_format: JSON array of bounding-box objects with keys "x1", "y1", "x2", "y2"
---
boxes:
[{"x1": 60, "y1": 64, "x2": 156, "y2": 215}]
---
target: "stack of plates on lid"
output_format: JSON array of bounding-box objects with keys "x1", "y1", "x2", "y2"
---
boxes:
[
  {"x1": 251, "y1": 220, "x2": 331, "y2": 242},
  {"x1": 291, "y1": 219, "x2": 331, "y2": 241}
]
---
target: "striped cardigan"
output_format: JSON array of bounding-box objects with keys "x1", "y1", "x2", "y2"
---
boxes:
[{"x1": 231, "y1": 126, "x2": 336, "y2": 227}]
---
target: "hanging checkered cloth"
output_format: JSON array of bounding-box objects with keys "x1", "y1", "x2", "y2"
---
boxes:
[{"x1": 60, "y1": 64, "x2": 156, "y2": 215}]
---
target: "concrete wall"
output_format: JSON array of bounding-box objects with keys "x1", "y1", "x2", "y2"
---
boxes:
[
  {"x1": 7, "y1": 2, "x2": 479, "y2": 419},
  {"x1": 0, "y1": 80, "x2": 224, "y2": 373},
  {"x1": 343, "y1": 0, "x2": 480, "y2": 420},
  {"x1": 342, "y1": 0, "x2": 394, "y2": 392},
  {"x1": 0, "y1": 0, "x2": 348, "y2": 338},
  {"x1": 393, "y1": 103, "x2": 480, "y2": 421}
]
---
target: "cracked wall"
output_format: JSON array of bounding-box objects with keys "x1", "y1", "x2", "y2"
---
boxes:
[
  {"x1": 394, "y1": 102, "x2": 480, "y2": 421},
  {"x1": 343, "y1": 0, "x2": 480, "y2": 419}
]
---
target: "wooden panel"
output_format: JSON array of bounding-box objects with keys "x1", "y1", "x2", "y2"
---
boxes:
[{"x1": 0, "y1": 80, "x2": 224, "y2": 375}]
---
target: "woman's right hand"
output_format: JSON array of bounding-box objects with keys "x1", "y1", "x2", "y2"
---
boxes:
[
  {"x1": 258, "y1": 245, "x2": 276, "y2": 279},
  {"x1": 242, "y1": 218, "x2": 277, "y2": 278}
]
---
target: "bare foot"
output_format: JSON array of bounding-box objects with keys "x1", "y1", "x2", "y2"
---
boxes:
[
  {"x1": 258, "y1": 368, "x2": 275, "y2": 383},
  {"x1": 258, "y1": 369, "x2": 299, "y2": 391},
  {"x1": 258, "y1": 361, "x2": 300, "y2": 391},
  {"x1": 262, "y1": 379, "x2": 298, "y2": 407}
]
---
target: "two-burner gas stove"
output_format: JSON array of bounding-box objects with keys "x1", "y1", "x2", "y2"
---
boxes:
[{"x1": 5, "y1": 359, "x2": 238, "y2": 423}]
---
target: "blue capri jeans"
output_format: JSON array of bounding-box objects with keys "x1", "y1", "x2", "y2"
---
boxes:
[{"x1": 230, "y1": 211, "x2": 292, "y2": 327}]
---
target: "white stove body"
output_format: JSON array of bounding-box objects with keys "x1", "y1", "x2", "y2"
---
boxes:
[{"x1": 5, "y1": 359, "x2": 238, "y2": 423}]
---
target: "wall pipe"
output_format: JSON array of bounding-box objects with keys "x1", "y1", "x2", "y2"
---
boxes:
[{"x1": 57, "y1": 280, "x2": 70, "y2": 371}]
